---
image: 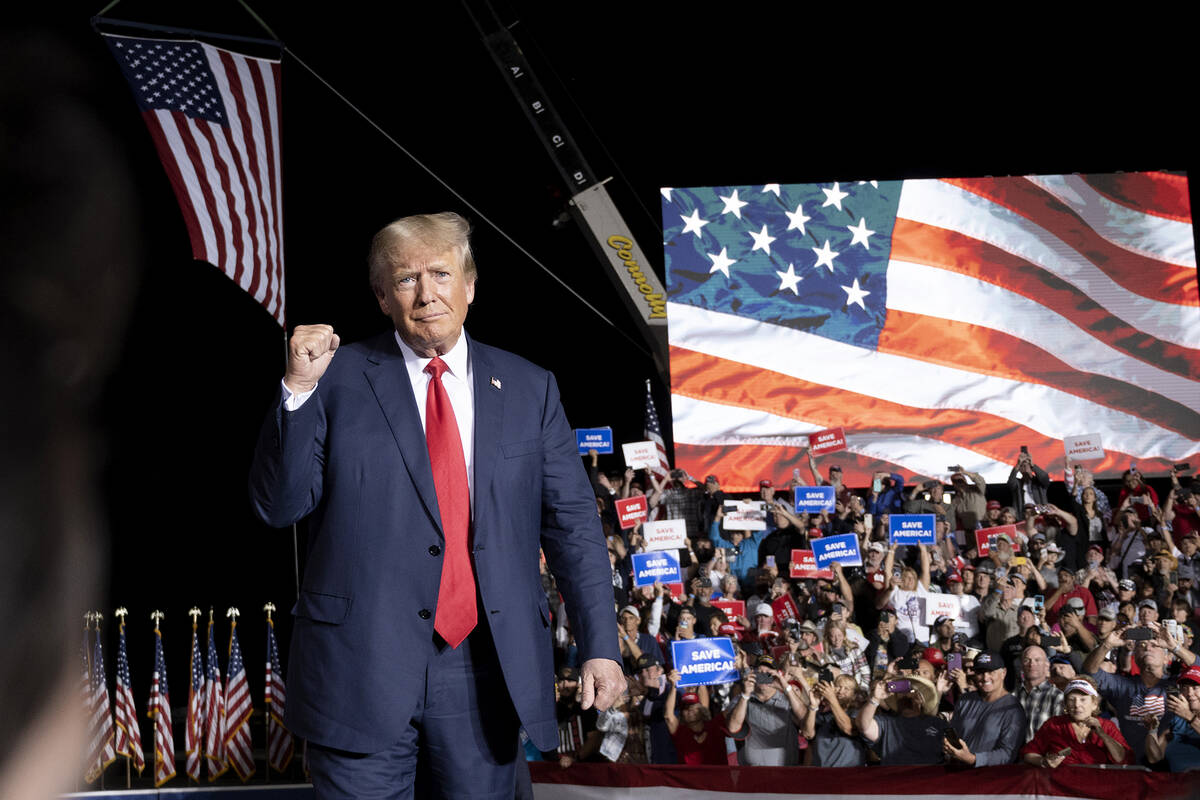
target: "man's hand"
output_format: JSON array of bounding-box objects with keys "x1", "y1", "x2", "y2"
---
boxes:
[
  {"x1": 579, "y1": 658, "x2": 625, "y2": 711},
  {"x1": 284, "y1": 324, "x2": 339, "y2": 393},
  {"x1": 943, "y1": 735, "x2": 976, "y2": 765}
]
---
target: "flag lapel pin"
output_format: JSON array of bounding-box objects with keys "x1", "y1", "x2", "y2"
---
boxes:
[{"x1": 490, "y1": 376, "x2": 502, "y2": 390}]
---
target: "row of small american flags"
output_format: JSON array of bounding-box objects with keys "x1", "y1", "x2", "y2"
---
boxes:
[{"x1": 79, "y1": 605, "x2": 292, "y2": 787}]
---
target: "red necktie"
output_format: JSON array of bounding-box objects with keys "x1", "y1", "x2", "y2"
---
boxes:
[{"x1": 424, "y1": 357, "x2": 476, "y2": 648}]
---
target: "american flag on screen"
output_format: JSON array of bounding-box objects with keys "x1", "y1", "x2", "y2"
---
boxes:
[
  {"x1": 224, "y1": 620, "x2": 256, "y2": 781},
  {"x1": 102, "y1": 34, "x2": 285, "y2": 325},
  {"x1": 85, "y1": 625, "x2": 117, "y2": 783},
  {"x1": 661, "y1": 174, "x2": 1199, "y2": 491},
  {"x1": 264, "y1": 618, "x2": 294, "y2": 772},
  {"x1": 148, "y1": 626, "x2": 176, "y2": 786},
  {"x1": 203, "y1": 618, "x2": 227, "y2": 780},
  {"x1": 185, "y1": 622, "x2": 205, "y2": 780},
  {"x1": 644, "y1": 379, "x2": 672, "y2": 483},
  {"x1": 113, "y1": 619, "x2": 145, "y2": 774}
]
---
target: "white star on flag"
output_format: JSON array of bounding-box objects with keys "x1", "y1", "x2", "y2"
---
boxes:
[
  {"x1": 761, "y1": 184, "x2": 781, "y2": 196},
  {"x1": 707, "y1": 247, "x2": 736, "y2": 278},
  {"x1": 719, "y1": 189, "x2": 749, "y2": 218},
  {"x1": 842, "y1": 277, "x2": 871, "y2": 309},
  {"x1": 775, "y1": 263, "x2": 802, "y2": 295},
  {"x1": 821, "y1": 182, "x2": 849, "y2": 211},
  {"x1": 680, "y1": 209, "x2": 710, "y2": 238},
  {"x1": 661, "y1": 187, "x2": 673, "y2": 201},
  {"x1": 847, "y1": 217, "x2": 876, "y2": 249},
  {"x1": 785, "y1": 203, "x2": 811, "y2": 234},
  {"x1": 812, "y1": 239, "x2": 839, "y2": 272},
  {"x1": 857, "y1": 180, "x2": 880, "y2": 188},
  {"x1": 748, "y1": 224, "x2": 776, "y2": 255}
]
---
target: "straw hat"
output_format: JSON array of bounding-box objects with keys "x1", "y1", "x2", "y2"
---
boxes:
[{"x1": 882, "y1": 674, "x2": 940, "y2": 716}]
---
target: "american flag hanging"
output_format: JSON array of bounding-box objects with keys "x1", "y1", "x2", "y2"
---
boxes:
[
  {"x1": 101, "y1": 33, "x2": 285, "y2": 326},
  {"x1": 85, "y1": 622, "x2": 117, "y2": 783},
  {"x1": 643, "y1": 379, "x2": 672, "y2": 484},
  {"x1": 185, "y1": 620, "x2": 205, "y2": 781},
  {"x1": 661, "y1": 174, "x2": 1198, "y2": 491},
  {"x1": 203, "y1": 617, "x2": 227, "y2": 780},
  {"x1": 224, "y1": 618, "x2": 256, "y2": 781},
  {"x1": 148, "y1": 624, "x2": 176, "y2": 787},
  {"x1": 112, "y1": 617, "x2": 145, "y2": 774},
  {"x1": 264, "y1": 616, "x2": 294, "y2": 772},
  {"x1": 78, "y1": 627, "x2": 93, "y2": 782}
]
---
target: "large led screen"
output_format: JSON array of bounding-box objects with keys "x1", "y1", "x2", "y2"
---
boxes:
[{"x1": 661, "y1": 173, "x2": 1197, "y2": 491}]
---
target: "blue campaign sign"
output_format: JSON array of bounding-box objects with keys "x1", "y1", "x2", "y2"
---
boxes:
[
  {"x1": 575, "y1": 426, "x2": 614, "y2": 454},
  {"x1": 671, "y1": 637, "x2": 740, "y2": 687},
  {"x1": 631, "y1": 551, "x2": 681, "y2": 587},
  {"x1": 811, "y1": 533, "x2": 863, "y2": 569},
  {"x1": 793, "y1": 485, "x2": 836, "y2": 514},
  {"x1": 888, "y1": 514, "x2": 937, "y2": 546}
]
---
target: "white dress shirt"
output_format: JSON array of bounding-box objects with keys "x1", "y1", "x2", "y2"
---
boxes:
[{"x1": 281, "y1": 330, "x2": 476, "y2": 512}]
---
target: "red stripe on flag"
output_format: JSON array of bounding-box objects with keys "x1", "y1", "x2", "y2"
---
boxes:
[
  {"x1": 191, "y1": 116, "x2": 247, "y2": 283},
  {"x1": 1083, "y1": 171, "x2": 1192, "y2": 224},
  {"x1": 877, "y1": 308, "x2": 1200, "y2": 437},
  {"x1": 890, "y1": 218, "x2": 1200, "y2": 378},
  {"x1": 217, "y1": 50, "x2": 266, "y2": 304},
  {"x1": 669, "y1": 346, "x2": 1183, "y2": 489},
  {"x1": 168, "y1": 113, "x2": 231, "y2": 271},
  {"x1": 142, "y1": 115, "x2": 211, "y2": 265},
  {"x1": 941, "y1": 176, "x2": 1198, "y2": 304}
]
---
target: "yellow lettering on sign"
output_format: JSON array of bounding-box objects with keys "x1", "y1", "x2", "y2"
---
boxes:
[{"x1": 607, "y1": 235, "x2": 667, "y2": 318}]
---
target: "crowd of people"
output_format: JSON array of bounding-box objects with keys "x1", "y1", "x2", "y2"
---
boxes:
[{"x1": 542, "y1": 450, "x2": 1200, "y2": 772}]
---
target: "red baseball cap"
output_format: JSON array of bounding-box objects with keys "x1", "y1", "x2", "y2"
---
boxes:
[
  {"x1": 1179, "y1": 665, "x2": 1200, "y2": 686},
  {"x1": 680, "y1": 692, "x2": 701, "y2": 705},
  {"x1": 923, "y1": 647, "x2": 946, "y2": 667},
  {"x1": 759, "y1": 479, "x2": 773, "y2": 489}
]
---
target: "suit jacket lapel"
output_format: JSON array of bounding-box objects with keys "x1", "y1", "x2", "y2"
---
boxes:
[
  {"x1": 470, "y1": 337, "x2": 504, "y2": 549},
  {"x1": 361, "y1": 333, "x2": 444, "y2": 539}
]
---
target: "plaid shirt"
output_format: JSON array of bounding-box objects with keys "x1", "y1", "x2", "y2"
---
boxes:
[{"x1": 1015, "y1": 679, "x2": 1064, "y2": 742}]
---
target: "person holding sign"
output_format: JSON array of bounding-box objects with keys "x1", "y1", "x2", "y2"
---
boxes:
[
  {"x1": 877, "y1": 544, "x2": 933, "y2": 645},
  {"x1": 662, "y1": 671, "x2": 727, "y2": 765},
  {"x1": 727, "y1": 657, "x2": 807, "y2": 765}
]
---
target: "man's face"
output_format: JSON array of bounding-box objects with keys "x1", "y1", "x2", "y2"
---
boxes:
[
  {"x1": 696, "y1": 584, "x2": 714, "y2": 605},
  {"x1": 677, "y1": 611, "x2": 696, "y2": 635},
  {"x1": 973, "y1": 667, "x2": 1003, "y2": 695},
  {"x1": 639, "y1": 664, "x2": 663, "y2": 688},
  {"x1": 828, "y1": 467, "x2": 842, "y2": 484},
  {"x1": 1017, "y1": 608, "x2": 1037, "y2": 632},
  {"x1": 1058, "y1": 571, "x2": 1075, "y2": 591},
  {"x1": 1182, "y1": 536, "x2": 1199, "y2": 556},
  {"x1": 1098, "y1": 616, "x2": 1117, "y2": 637},
  {"x1": 1022, "y1": 646, "x2": 1049, "y2": 684},
  {"x1": 930, "y1": 484, "x2": 944, "y2": 503},
  {"x1": 375, "y1": 246, "x2": 475, "y2": 357},
  {"x1": 728, "y1": 530, "x2": 745, "y2": 546},
  {"x1": 1134, "y1": 639, "x2": 1168, "y2": 673},
  {"x1": 1138, "y1": 605, "x2": 1159, "y2": 625}
]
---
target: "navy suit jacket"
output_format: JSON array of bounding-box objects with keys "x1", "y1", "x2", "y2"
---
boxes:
[{"x1": 249, "y1": 331, "x2": 619, "y2": 753}]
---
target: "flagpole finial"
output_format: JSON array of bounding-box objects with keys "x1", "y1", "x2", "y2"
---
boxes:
[
  {"x1": 93, "y1": 609, "x2": 104, "y2": 630},
  {"x1": 263, "y1": 602, "x2": 276, "y2": 620},
  {"x1": 226, "y1": 607, "x2": 240, "y2": 621},
  {"x1": 150, "y1": 609, "x2": 165, "y2": 628},
  {"x1": 84, "y1": 611, "x2": 94, "y2": 628},
  {"x1": 189, "y1": 607, "x2": 202, "y2": 625},
  {"x1": 208, "y1": 606, "x2": 214, "y2": 623},
  {"x1": 114, "y1": 607, "x2": 128, "y2": 626}
]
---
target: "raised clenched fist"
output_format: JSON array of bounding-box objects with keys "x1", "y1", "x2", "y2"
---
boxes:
[{"x1": 284, "y1": 324, "x2": 340, "y2": 393}]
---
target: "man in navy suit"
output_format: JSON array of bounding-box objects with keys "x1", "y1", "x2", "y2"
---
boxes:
[{"x1": 250, "y1": 212, "x2": 623, "y2": 798}]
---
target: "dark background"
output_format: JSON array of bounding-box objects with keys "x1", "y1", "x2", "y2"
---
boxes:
[{"x1": 19, "y1": 2, "x2": 1195, "y2": 779}]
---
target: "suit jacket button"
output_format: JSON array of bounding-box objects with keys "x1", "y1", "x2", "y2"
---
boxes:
[
  {"x1": 419, "y1": 609, "x2": 431, "y2": 620},
  {"x1": 428, "y1": 545, "x2": 441, "y2": 556}
]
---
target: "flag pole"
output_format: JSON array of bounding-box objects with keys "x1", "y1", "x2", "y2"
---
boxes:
[
  {"x1": 81, "y1": 611, "x2": 93, "y2": 793},
  {"x1": 94, "y1": 611, "x2": 106, "y2": 791},
  {"x1": 115, "y1": 608, "x2": 131, "y2": 789},
  {"x1": 188, "y1": 607, "x2": 202, "y2": 785},
  {"x1": 150, "y1": 610, "x2": 164, "y2": 786},
  {"x1": 264, "y1": 602, "x2": 275, "y2": 785}
]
